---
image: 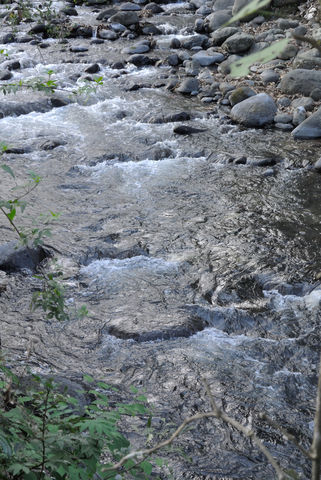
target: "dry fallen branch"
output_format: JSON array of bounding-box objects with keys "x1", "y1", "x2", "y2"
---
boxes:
[
  {"x1": 292, "y1": 33, "x2": 321, "y2": 55},
  {"x1": 103, "y1": 379, "x2": 289, "y2": 480}
]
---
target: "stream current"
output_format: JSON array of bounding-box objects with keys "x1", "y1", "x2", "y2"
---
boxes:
[{"x1": 1, "y1": 2, "x2": 321, "y2": 478}]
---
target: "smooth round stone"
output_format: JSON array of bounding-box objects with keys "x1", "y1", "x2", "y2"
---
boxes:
[
  {"x1": 310, "y1": 88, "x2": 321, "y2": 101},
  {"x1": 201, "y1": 97, "x2": 215, "y2": 103},
  {"x1": 122, "y1": 43, "x2": 150, "y2": 54},
  {"x1": 260, "y1": 69, "x2": 280, "y2": 84},
  {"x1": 120, "y1": 2, "x2": 141, "y2": 10},
  {"x1": 176, "y1": 77, "x2": 200, "y2": 95},
  {"x1": 192, "y1": 50, "x2": 224, "y2": 66},
  {"x1": 110, "y1": 23, "x2": 127, "y2": 32},
  {"x1": 274, "y1": 113, "x2": 293, "y2": 124},
  {"x1": 70, "y1": 46, "x2": 89, "y2": 52},
  {"x1": 292, "y1": 106, "x2": 306, "y2": 126},
  {"x1": 230, "y1": 93, "x2": 277, "y2": 127},
  {"x1": 277, "y1": 96, "x2": 291, "y2": 108},
  {"x1": 99, "y1": 30, "x2": 118, "y2": 40},
  {"x1": 274, "y1": 123, "x2": 293, "y2": 131}
]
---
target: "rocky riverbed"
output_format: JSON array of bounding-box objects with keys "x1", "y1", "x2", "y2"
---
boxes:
[{"x1": 1, "y1": 0, "x2": 321, "y2": 478}]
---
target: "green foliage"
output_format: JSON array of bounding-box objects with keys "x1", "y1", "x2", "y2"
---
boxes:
[
  {"x1": 229, "y1": 38, "x2": 289, "y2": 77},
  {"x1": 0, "y1": 370, "x2": 157, "y2": 480},
  {"x1": 30, "y1": 261, "x2": 88, "y2": 322},
  {"x1": 226, "y1": 0, "x2": 291, "y2": 76},
  {"x1": 0, "y1": 70, "x2": 104, "y2": 97},
  {"x1": 0, "y1": 159, "x2": 59, "y2": 247},
  {"x1": 6, "y1": 0, "x2": 57, "y2": 28}
]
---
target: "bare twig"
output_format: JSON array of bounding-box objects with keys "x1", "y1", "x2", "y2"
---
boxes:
[
  {"x1": 259, "y1": 413, "x2": 311, "y2": 459},
  {"x1": 103, "y1": 380, "x2": 289, "y2": 480},
  {"x1": 202, "y1": 379, "x2": 288, "y2": 480},
  {"x1": 102, "y1": 411, "x2": 218, "y2": 472},
  {"x1": 292, "y1": 33, "x2": 321, "y2": 55}
]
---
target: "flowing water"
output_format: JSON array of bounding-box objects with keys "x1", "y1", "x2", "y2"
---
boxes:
[{"x1": 1, "y1": 3, "x2": 321, "y2": 478}]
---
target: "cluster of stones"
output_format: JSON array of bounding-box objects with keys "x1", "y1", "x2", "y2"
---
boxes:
[{"x1": 1, "y1": 0, "x2": 321, "y2": 139}]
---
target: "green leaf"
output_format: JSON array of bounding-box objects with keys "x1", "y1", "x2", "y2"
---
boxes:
[
  {"x1": 225, "y1": 0, "x2": 271, "y2": 25},
  {"x1": 7, "y1": 208, "x2": 16, "y2": 221},
  {"x1": 141, "y1": 461, "x2": 153, "y2": 476},
  {"x1": 0, "y1": 432, "x2": 12, "y2": 456},
  {"x1": 1, "y1": 164, "x2": 15, "y2": 178},
  {"x1": 229, "y1": 38, "x2": 289, "y2": 77},
  {"x1": 83, "y1": 374, "x2": 95, "y2": 383}
]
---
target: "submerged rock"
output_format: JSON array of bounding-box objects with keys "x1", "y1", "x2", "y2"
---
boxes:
[{"x1": 0, "y1": 242, "x2": 50, "y2": 273}]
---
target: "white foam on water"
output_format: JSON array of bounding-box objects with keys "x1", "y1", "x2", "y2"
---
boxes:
[
  {"x1": 81, "y1": 256, "x2": 179, "y2": 284},
  {"x1": 161, "y1": 2, "x2": 189, "y2": 10},
  {"x1": 77, "y1": 155, "x2": 207, "y2": 190},
  {"x1": 264, "y1": 288, "x2": 321, "y2": 311},
  {"x1": 0, "y1": 106, "x2": 84, "y2": 143},
  {"x1": 157, "y1": 25, "x2": 179, "y2": 35}
]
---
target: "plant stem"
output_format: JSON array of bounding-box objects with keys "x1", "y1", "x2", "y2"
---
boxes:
[
  {"x1": 40, "y1": 386, "x2": 50, "y2": 479},
  {"x1": 311, "y1": 353, "x2": 321, "y2": 480},
  {"x1": 0, "y1": 205, "x2": 21, "y2": 237}
]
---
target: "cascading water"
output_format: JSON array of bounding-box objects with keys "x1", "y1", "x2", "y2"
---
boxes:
[{"x1": 1, "y1": 1, "x2": 321, "y2": 478}]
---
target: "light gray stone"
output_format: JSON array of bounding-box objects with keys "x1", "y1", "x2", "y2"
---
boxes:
[
  {"x1": 274, "y1": 113, "x2": 292, "y2": 124},
  {"x1": 279, "y1": 69, "x2": 321, "y2": 96},
  {"x1": 122, "y1": 42, "x2": 150, "y2": 54},
  {"x1": 313, "y1": 158, "x2": 321, "y2": 172},
  {"x1": 192, "y1": 50, "x2": 224, "y2": 65},
  {"x1": 292, "y1": 107, "x2": 321, "y2": 139},
  {"x1": 120, "y1": 2, "x2": 141, "y2": 10},
  {"x1": 230, "y1": 93, "x2": 277, "y2": 127},
  {"x1": 274, "y1": 123, "x2": 293, "y2": 131},
  {"x1": 292, "y1": 106, "x2": 306, "y2": 127}
]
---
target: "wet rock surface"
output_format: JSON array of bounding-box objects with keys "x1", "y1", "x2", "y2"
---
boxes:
[{"x1": 1, "y1": 0, "x2": 321, "y2": 478}]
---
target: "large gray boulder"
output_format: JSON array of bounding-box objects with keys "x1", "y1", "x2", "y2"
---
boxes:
[
  {"x1": 279, "y1": 69, "x2": 321, "y2": 96},
  {"x1": 205, "y1": 10, "x2": 232, "y2": 32},
  {"x1": 292, "y1": 107, "x2": 321, "y2": 139},
  {"x1": 293, "y1": 49, "x2": 321, "y2": 69},
  {"x1": 211, "y1": 26, "x2": 239, "y2": 45},
  {"x1": 108, "y1": 10, "x2": 139, "y2": 26},
  {"x1": 222, "y1": 32, "x2": 254, "y2": 53},
  {"x1": 230, "y1": 93, "x2": 277, "y2": 127}
]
